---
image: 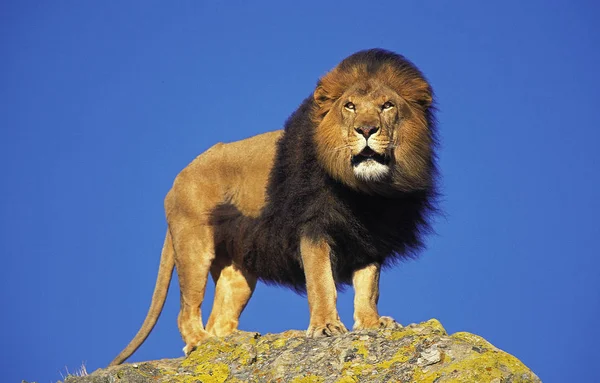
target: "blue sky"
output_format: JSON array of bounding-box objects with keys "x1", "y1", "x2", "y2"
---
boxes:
[{"x1": 1, "y1": 1, "x2": 599, "y2": 382}]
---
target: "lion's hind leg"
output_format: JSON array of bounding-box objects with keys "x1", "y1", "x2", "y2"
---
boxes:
[
  {"x1": 206, "y1": 258, "x2": 257, "y2": 337},
  {"x1": 171, "y1": 222, "x2": 216, "y2": 355}
]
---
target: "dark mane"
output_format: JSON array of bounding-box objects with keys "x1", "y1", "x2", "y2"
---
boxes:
[{"x1": 211, "y1": 49, "x2": 438, "y2": 292}]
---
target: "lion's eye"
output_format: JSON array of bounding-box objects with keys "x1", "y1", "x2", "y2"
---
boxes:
[
  {"x1": 382, "y1": 101, "x2": 394, "y2": 110},
  {"x1": 344, "y1": 102, "x2": 356, "y2": 111}
]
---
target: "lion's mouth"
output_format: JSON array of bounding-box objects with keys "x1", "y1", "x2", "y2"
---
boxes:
[{"x1": 351, "y1": 147, "x2": 387, "y2": 166}]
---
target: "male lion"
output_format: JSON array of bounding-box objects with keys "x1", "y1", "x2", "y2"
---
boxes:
[{"x1": 110, "y1": 49, "x2": 437, "y2": 366}]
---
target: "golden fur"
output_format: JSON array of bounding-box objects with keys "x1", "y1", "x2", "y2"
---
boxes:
[{"x1": 110, "y1": 49, "x2": 435, "y2": 365}]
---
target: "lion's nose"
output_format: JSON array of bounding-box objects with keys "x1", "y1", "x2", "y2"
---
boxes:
[{"x1": 355, "y1": 126, "x2": 379, "y2": 139}]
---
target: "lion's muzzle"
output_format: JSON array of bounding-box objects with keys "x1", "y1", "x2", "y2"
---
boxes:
[
  {"x1": 354, "y1": 125, "x2": 379, "y2": 139},
  {"x1": 351, "y1": 145, "x2": 390, "y2": 182},
  {"x1": 351, "y1": 147, "x2": 387, "y2": 166}
]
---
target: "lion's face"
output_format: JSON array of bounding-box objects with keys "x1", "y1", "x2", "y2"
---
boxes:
[
  {"x1": 313, "y1": 66, "x2": 434, "y2": 195},
  {"x1": 338, "y1": 80, "x2": 404, "y2": 182}
]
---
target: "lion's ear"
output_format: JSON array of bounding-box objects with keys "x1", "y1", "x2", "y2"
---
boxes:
[
  {"x1": 417, "y1": 88, "x2": 433, "y2": 108},
  {"x1": 410, "y1": 80, "x2": 433, "y2": 109},
  {"x1": 313, "y1": 85, "x2": 329, "y2": 106}
]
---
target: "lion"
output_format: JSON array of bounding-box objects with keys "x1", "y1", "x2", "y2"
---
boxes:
[{"x1": 110, "y1": 49, "x2": 438, "y2": 366}]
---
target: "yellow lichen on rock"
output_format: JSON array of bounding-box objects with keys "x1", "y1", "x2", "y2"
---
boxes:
[
  {"x1": 451, "y1": 331, "x2": 493, "y2": 351},
  {"x1": 413, "y1": 349, "x2": 538, "y2": 383},
  {"x1": 351, "y1": 340, "x2": 369, "y2": 358},
  {"x1": 60, "y1": 319, "x2": 540, "y2": 383},
  {"x1": 422, "y1": 319, "x2": 447, "y2": 335},
  {"x1": 290, "y1": 374, "x2": 325, "y2": 383},
  {"x1": 411, "y1": 332, "x2": 539, "y2": 383},
  {"x1": 342, "y1": 361, "x2": 374, "y2": 377},
  {"x1": 183, "y1": 337, "x2": 254, "y2": 367},
  {"x1": 377, "y1": 344, "x2": 414, "y2": 369},
  {"x1": 193, "y1": 363, "x2": 230, "y2": 383},
  {"x1": 387, "y1": 319, "x2": 446, "y2": 341},
  {"x1": 273, "y1": 338, "x2": 288, "y2": 348},
  {"x1": 335, "y1": 377, "x2": 358, "y2": 383}
]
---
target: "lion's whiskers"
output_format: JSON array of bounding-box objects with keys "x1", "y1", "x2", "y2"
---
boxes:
[{"x1": 332, "y1": 144, "x2": 352, "y2": 152}]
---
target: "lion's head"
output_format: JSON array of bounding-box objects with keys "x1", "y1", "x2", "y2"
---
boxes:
[{"x1": 312, "y1": 49, "x2": 436, "y2": 194}]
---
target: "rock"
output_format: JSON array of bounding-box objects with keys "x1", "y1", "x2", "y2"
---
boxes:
[{"x1": 60, "y1": 320, "x2": 540, "y2": 383}]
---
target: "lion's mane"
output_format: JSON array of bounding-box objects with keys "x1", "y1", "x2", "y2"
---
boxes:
[{"x1": 212, "y1": 49, "x2": 438, "y2": 292}]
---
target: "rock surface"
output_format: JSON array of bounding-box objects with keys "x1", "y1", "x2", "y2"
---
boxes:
[{"x1": 60, "y1": 319, "x2": 540, "y2": 383}]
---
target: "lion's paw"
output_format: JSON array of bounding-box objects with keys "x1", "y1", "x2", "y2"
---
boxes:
[
  {"x1": 378, "y1": 316, "x2": 402, "y2": 329},
  {"x1": 306, "y1": 321, "x2": 348, "y2": 337},
  {"x1": 182, "y1": 332, "x2": 212, "y2": 356},
  {"x1": 353, "y1": 315, "x2": 402, "y2": 330},
  {"x1": 183, "y1": 344, "x2": 196, "y2": 356}
]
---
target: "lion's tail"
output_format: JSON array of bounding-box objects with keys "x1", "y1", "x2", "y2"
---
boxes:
[{"x1": 109, "y1": 230, "x2": 175, "y2": 366}]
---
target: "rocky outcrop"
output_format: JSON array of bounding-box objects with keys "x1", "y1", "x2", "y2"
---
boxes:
[{"x1": 61, "y1": 319, "x2": 540, "y2": 383}]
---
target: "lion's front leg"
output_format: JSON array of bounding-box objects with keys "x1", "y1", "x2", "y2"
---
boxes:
[
  {"x1": 352, "y1": 263, "x2": 401, "y2": 330},
  {"x1": 300, "y1": 237, "x2": 348, "y2": 337}
]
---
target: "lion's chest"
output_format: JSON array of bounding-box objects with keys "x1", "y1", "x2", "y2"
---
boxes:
[{"x1": 234, "y1": 189, "x2": 424, "y2": 289}]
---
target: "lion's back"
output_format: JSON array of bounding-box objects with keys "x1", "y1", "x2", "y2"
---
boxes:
[{"x1": 167, "y1": 130, "x2": 283, "y2": 220}]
